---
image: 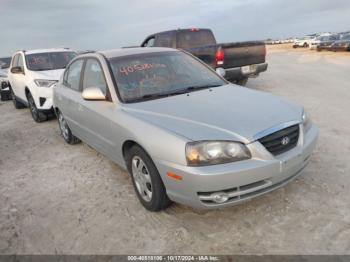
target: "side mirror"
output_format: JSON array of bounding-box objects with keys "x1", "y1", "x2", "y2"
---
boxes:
[
  {"x1": 11, "y1": 66, "x2": 24, "y2": 74},
  {"x1": 216, "y1": 67, "x2": 226, "y2": 78},
  {"x1": 82, "y1": 87, "x2": 106, "y2": 101}
]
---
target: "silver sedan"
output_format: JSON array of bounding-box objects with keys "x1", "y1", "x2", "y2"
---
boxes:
[{"x1": 53, "y1": 47, "x2": 318, "y2": 211}]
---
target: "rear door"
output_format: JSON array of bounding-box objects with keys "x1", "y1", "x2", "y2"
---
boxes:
[{"x1": 58, "y1": 59, "x2": 85, "y2": 136}]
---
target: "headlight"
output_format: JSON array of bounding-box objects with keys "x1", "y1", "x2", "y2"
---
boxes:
[
  {"x1": 34, "y1": 79, "x2": 58, "y2": 87},
  {"x1": 186, "y1": 141, "x2": 251, "y2": 166},
  {"x1": 302, "y1": 110, "x2": 312, "y2": 133}
]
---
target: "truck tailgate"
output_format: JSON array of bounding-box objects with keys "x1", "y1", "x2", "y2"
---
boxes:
[{"x1": 220, "y1": 41, "x2": 266, "y2": 68}]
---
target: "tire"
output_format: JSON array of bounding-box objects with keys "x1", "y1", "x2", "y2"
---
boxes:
[
  {"x1": 303, "y1": 43, "x2": 308, "y2": 48},
  {"x1": 57, "y1": 110, "x2": 81, "y2": 144},
  {"x1": 26, "y1": 92, "x2": 47, "y2": 122},
  {"x1": 0, "y1": 89, "x2": 11, "y2": 101},
  {"x1": 125, "y1": 145, "x2": 172, "y2": 211},
  {"x1": 236, "y1": 77, "x2": 248, "y2": 86},
  {"x1": 10, "y1": 88, "x2": 25, "y2": 109}
]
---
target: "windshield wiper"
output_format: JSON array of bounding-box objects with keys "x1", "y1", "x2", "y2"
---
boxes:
[
  {"x1": 170, "y1": 84, "x2": 223, "y2": 95},
  {"x1": 126, "y1": 84, "x2": 223, "y2": 103},
  {"x1": 33, "y1": 68, "x2": 51, "y2": 71},
  {"x1": 128, "y1": 93, "x2": 171, "y2": 102}
]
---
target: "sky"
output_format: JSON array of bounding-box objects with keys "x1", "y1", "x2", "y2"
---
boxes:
[{"x1": 1, "y1": 0, "x2": 350, "y2": 56}]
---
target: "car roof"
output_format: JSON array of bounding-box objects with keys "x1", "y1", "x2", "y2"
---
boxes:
[
  {"x1": 99, "y1": 47, "x2": 178, "y2": 59},
  {"x1": 19, "y1": 48, "x2": 74, "y2": 55}
]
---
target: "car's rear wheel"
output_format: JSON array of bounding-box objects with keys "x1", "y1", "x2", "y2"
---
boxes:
[
  {"x1": 57, "y1": 110, "x2": 80, "y2": 144},
  {"x1": 126, "y1": 145, "x2": 172, "y2": 211},
  {"x1": 303, "y1": 43, "x2": 308, "y2": 48},
  {"x1": 26, "y1": 92, "x2": 47, "y2": 122},
  {"x1": 11, "y1": 88, "x2": 25, "y2": 109}
]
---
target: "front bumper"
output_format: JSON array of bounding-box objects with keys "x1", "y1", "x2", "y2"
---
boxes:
[
  {"x1": 30, "y1": 85, "x2": 54, "y2": 110},
  {"x1": 224, "y1": 63, "x2": 268, "y2": 82},
  {"x1": 155, "y1": 124, "x2": 319, "y2": 209}
]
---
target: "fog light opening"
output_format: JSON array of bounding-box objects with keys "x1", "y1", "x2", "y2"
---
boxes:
[{"x1": 211, "y1": 192, "x2": 229, "y2": 204}]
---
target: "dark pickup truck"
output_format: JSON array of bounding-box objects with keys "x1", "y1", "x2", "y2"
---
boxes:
[{"x1": 141, "y1": 28, "x2": 268, "y2": 85}]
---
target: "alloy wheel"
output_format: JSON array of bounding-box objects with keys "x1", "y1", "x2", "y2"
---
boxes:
[
  {"x1": 28, "y1": 96, "x2": 38, "y2": 120},
  {"x1": 131, "y1": 156, "x2": 153, "y2": 202},
  {"x1": 58, "y1": 113, "x2": 69, "y2": 141}
]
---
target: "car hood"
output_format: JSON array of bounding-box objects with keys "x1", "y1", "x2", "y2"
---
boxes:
[
  {"x1": 123, "y1": 85, "x2": 303, "y2": 143},
  {"x1": 30, "y1": 69, "x2": 64, "y2": 80}
]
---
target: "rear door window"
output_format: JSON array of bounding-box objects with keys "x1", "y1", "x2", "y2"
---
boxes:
[
  {"x1": 155, "y1": 32, "x2": 175, "y2": 47},
  {"x1": 177, "y1": 29, "x2": 216, "y2": 48}
]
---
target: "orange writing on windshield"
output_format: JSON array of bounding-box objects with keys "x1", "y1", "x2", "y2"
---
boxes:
[{"x1": 119, "y1": 63, "x2": 166, "y2": 76}]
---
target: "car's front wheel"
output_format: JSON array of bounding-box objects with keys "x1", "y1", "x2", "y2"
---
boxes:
[
  {"x1": 57, "y1": 110, "x2": 80, "y2": 144},
  {"x1": 126, "y1": 145, "x2": 172, "y2": 211},
  {"x1": 26, "y1": 92, "x2": 47, "y2": 122}
]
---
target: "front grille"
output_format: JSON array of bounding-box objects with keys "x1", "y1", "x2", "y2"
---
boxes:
[{"x1": 259, "y1": 124, "x2": 300, "y2": 156}]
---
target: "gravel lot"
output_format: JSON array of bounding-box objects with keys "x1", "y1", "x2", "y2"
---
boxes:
[{"x1": 1, "y1": 45, "x2": 350, "y2": 255}]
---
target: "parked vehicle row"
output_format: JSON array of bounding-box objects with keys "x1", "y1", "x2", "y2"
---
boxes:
[
  {"x1": 2, "y1": 29, "x2": 318, "y2": 212},
  {"x1": 293, "y1": 32, "x2": 350, "y2": 52},
  {"x1": 292, "y1": 36, "x2": 315, "y2": 48}
]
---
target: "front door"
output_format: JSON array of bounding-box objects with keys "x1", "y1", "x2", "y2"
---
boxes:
[
  {"x1": 78, "y1": 58, "x2": 117, "y2": 160},
  {"x1": 10, "y1": 54, "x2": 27, "y2": 101}
]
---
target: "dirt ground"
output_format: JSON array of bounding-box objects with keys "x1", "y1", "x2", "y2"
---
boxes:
[{"x1": 0, "y1": 44, "x2": 350, "y2": 255}]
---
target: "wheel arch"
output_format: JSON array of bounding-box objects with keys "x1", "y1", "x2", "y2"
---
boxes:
[
  {"x1": 24, "y1": 86, "x2": 31, "y2": 97},
  {"x1": 122, "y1": 140, "x2": 139, "y2": 161}
]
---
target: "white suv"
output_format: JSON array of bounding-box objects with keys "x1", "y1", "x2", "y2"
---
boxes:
[
  {"x1": 292, "y1": 36, "x2": 315, "y2": 48},
  {"x1": 8, "y1": 48, "x2": 76, "y2": 122}
]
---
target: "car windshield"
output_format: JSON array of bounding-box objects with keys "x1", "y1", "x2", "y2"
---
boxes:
[
  {"x1": 0, "y1": 57, "x2": 11, "y2": 69},
  {"x1": 26, "y1": 52, "x2": 77, "y2": 71},
  {"x1": 109, "y1": 51, "x2": 226, "y2": 103}
]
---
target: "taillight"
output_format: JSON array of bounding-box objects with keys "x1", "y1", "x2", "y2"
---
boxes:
[
  {"x1": 190, "y1": 28, "x2": 199, "y2": 32},
  {"x1": 215, "y1": 49, "x2": 224, "y2": 66}
]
